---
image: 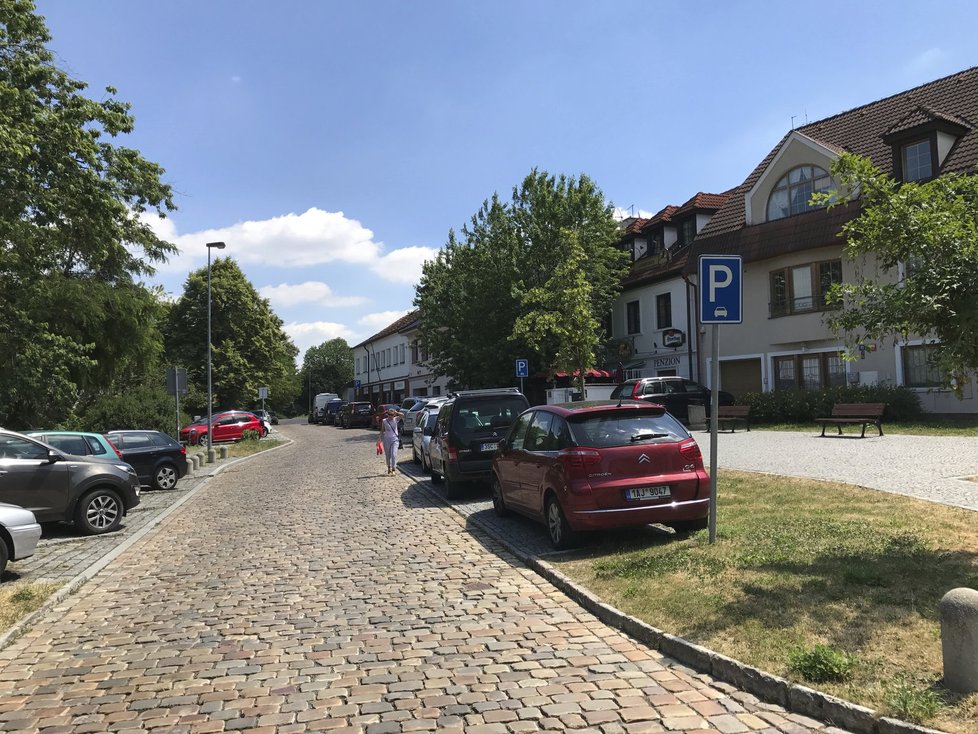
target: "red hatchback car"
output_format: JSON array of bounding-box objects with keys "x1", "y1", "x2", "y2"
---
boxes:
[
  {"x1": 490, "y1": 400, "x2": 709, "y2": 549},
  {"x1": 179, "y1": 411, "x2": 264, "y2": 446}
]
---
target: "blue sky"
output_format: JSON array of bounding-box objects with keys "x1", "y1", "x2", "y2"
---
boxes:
[{"x1": 36, "y1": 0, "x2": 978, "y2": 358}]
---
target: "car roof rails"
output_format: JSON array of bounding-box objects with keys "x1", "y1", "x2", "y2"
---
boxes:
[{"x1": 447, "y1": 387, "x2": 523, "y2": 397}]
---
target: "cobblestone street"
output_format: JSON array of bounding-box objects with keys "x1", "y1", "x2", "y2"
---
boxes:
[{"x1": 0, "y1": 424, "x2": 852, "y2": 733}]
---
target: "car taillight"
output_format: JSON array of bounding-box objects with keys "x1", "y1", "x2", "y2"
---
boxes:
[
  {"x1": 179, "y1": 446, "x2": 187, "y2": 457},
  {"x1": 631, "y1": 383, "x2": 642, "y2": 398},
  {"x1": 108, "y1": 441, "x2": 123, "y2": 460},
  {"x1": 558, "y1": 448, "x2": 602, "y2": 468},
  {"x1": 679, "y1": 439, "x2": 704, "y2": 466},
  {"x1": 447, "y1": 445, "x2": 459, "y2": 463}
]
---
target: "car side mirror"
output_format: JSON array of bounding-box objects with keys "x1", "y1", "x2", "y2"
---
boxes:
[
  {"x1": 47, "y1": 450, "x2": 62, "y2": 464},
  {"x1": 497, "y1": 438, "x2": 509, "y2": 452}
]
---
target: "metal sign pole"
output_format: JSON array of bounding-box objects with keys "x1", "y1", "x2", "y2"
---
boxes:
[
  {"x1": 175, "y1": 390, "x2": 180, "y2": 441},
  {"x1": 709, "y1": 323, "x2": 719, "y2": 544}
]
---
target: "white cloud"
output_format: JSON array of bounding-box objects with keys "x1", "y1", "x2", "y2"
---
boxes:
[
  {"x1": 613, "y1": 207, "x2": 655, "y2": 220},
  {"x1": 143, "y1": 207, "x2": 437, "y2": 287},
  {"x1": 284, "y1": 320, "x2": 358, "y2": 359},
  {"x1": 259, "y1": 281, "x2": 369, "y2": 309},
  {"x1": 368, "y1": 246, "x2": 439, "y2": 284},
  {"x1": 357, "y1": 310, "x2": 411, "y2": 332}
]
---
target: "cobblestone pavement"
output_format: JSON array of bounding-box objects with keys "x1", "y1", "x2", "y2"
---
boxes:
[{"x1": 0, "y1": 424, "x2": 852, "y2": 733}]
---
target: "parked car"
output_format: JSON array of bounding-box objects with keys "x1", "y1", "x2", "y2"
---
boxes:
[
  {"x1": 311, "y1": 392, "x2": 340, "y2": 424},
  {"x1": 402, "y1": 397, "x2": 448, "y2": 436},
  {"x1": 323, "y1": 399, "x2": 346, "y2": 425},
  {"x1": 398, "y1": 396, "x2": 431, "y2": 435},
  {"x1": 104, "y1": 430, "x2": 188, "y2": 490},
  {"x1": 268, "y1": 412, "x2": 279, "y2": 425},
  {"x1": 428, "y1": 387, "x2": 529, "y2": 497},
  {"x1": 180, "y1": 411, "x2": 264, "y2": 445},
  {"x1": 609, "y1": 376, "x2": 734, "y2": 424},
  {"x1": 490, "y1": 400, "x2": 710, "y2": 549},
  {"x1": 254, "y1": 410, "x2": 275, "y2": 433},
  {"x1": 0, "y1": 502, "x2": 42, "y2": 576},
  {"x1": 26, "y1": 431, "x2": 124, "y2": 461},
  {"x1": 337, "y1": 402, "x2": 374, "y2": 428},
  {"x1": 0, "y1": 429, "x2": 140, "y2": 535},
  {"x1": 411, "y1": 407, "x2": 442, "y2": 471}
]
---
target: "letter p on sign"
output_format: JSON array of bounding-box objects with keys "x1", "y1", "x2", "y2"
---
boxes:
[{"x1": 698, "y1": 255, "x2": 742, "y2": 324}]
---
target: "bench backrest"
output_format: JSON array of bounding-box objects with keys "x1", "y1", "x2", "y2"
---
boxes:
[
  {"x1": 718, "y1": 405, "x2": 750, "y2": 418},
  {"x1": 831, "y1": 403, "x2": 885, "y2": 418}
]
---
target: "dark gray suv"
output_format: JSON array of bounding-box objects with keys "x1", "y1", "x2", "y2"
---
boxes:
[
  {"x1": 0, "y1": 429, "x2": 141, "y2": 535},
  {"x1": 428, "y1": 388, "x2": 529, "y2": 498}
]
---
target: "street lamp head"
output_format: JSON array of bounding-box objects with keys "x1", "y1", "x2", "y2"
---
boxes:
[{"x1": 206, "y1": 241, "x2": 226, "y2": 250}]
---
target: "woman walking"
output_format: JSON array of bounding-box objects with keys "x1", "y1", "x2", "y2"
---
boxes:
[{"x1": 381, "y1": 408, "x2": 404, "y2": 474}]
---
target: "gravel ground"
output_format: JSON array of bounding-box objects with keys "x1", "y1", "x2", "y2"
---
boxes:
[{"x1": 694, "y1": 428, "x2": 978, "y2": 511}]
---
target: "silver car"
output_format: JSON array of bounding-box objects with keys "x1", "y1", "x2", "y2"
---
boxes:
[
  {"x1": 403, "y1": 398, "x2": 447, "y2": 436},
  {"x1": 411, "y1": 408, "x2": 441, "y2": 472},
  {"x1": 0, "y1": 502, "x2": 42, "y2": 576}
]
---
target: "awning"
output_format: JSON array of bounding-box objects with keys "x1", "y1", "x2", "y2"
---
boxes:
[
  {"x1": 622, "y1": 360, "x2": 646, "y2": 370},
  {"x1": 554, "y1": 369, "x2": 611, "y2": 378}
]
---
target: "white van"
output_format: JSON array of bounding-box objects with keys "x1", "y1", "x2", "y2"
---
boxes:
[{"x1": 311, "y1": 392, "x2": 340, "y2": 424}]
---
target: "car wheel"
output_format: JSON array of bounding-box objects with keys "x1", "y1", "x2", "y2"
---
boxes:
[
  {"x1": 75, "y1": 489, "x2": 123, "y2": 535},
  {"x1": 153, "y1": 463, "x2": 179, "y2": 491},
  {"x1": 545, "y1": 495, "x2": 577, "y2": 550},
  {"x1": 491, "y1": 475, "x2": 510, "y2": 517},
  {"x1": 260, "y1": 426, "x2": 269, "y2": 438},
  {"x1": 0, "y1": 540, "x2": 8, "y2": 576},
  {"x1": 670, "y1": 517, "x2": 708, "y2": 533},
  {"x1": 412, "y1": 447, "x2": 420, "y2": 465},
  {"x1": 196, "y1": 433, "x2": 208, "y2": 446}
]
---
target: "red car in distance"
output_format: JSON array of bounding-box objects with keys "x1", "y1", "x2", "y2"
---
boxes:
[
  {"x1": 490, "y1": 400, "x2": 710, "y2": 549},
  {"x1": 179, "y1": 411, "x2": 264, "y2": 446}
]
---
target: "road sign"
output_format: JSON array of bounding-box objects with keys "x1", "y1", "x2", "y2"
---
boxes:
[
  {"x1": 165, "y1": 367, "x2": 188, "y2": 396},
  {"x1": 354, "y1": 379, "x2": 361, "y2": 390},
  {"x1": 258, "y1": 386, "x2": 269, "y2": 400},
  {"x1": 699, "y1": 255, "x2": 743, "y2": 324},
  {"x1": 515, "y1": 358, "x2": 529, "y2": 378}
]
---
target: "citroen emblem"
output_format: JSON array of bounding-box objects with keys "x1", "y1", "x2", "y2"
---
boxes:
[{"x1": 638, "y1": 454, "x2": 651, "y2": 464}]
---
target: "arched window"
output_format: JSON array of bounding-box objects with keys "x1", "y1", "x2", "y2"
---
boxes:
[{"x1": 766, "y1": 165, "x2": 833, "y2": 221}]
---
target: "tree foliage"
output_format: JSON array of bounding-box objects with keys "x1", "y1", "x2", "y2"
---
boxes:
[
  {"x1": 822, "y1": 153, "x2": 978, "y2": 393},
  {"x1": 0, "y1": 1, "x2": 176, "y2": 428},
  {"x1": 416, "y1": 170, "x2": 627, "y2": 388},
  {"x1": 301, "y1": 338, "x2": 354, "y2": 409},
  {"x1": 165, "y1": 258, "x2": 299, "y2": 413}
]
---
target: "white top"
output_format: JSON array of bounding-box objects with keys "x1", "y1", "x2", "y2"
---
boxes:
[{"x1": 381, "y1": 417, "x2": 399, "y2": 439}]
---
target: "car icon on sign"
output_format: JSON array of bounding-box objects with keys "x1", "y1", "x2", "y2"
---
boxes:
[{"x1": 713, "y1": 306, "x2": 728, "y2": 318}]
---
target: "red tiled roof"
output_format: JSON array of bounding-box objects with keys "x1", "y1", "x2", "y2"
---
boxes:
[{"x1": 697, "y1": 66, "x2": 978, "y2": 241}]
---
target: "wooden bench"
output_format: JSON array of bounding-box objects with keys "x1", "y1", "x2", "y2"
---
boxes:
[
  {"x1": 717, "y1": 405, "x2": 751, "y2": 432},
  {"x1": 814, "y1": 403, "x2": 885, "y2": 438}
]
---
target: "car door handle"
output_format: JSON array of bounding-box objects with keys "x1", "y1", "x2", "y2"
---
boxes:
[{"x1": 0, "y1": 470, "x2": 7, "y2": 476}]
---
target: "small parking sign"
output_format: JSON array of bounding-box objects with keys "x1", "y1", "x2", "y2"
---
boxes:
[
  {"x1": 699, "y1": 255, "x2": 743, "y2": 324},
  {"x1": 515, "y1": 359, "x2": 529, "y2": 378}
]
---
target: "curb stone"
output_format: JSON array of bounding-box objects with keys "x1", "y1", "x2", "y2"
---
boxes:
[
  {"x1": 405, "y1": 471, "x2": 949, "y2": 734},
  {"x1": 0, "y1": 436, "x2": 294, "y2": 652}
]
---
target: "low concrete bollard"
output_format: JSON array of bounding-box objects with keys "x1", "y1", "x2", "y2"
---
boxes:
[
  {"x1": 191, "y1": 455, "x2": 201, "y2": 470},
  {"x1": 207, "y1": 448, "x2": 215, "y2": 464},
  {"x1": 185, "y1": 458, "x2": 194, "y2": 477},
  {"x1": 940, "y1": 587, "x2": 978, "y2": 693},
  {"x1": 219, "y1": 446, "x2": 229, "y2": 460}
]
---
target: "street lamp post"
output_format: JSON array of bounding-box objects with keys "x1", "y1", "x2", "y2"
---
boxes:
[{"x1": 206, "y1": 241, "x2": 226, "y2": 462}]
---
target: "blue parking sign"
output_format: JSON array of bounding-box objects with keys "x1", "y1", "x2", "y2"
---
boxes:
[
  {"x1": 515, "y1": 359, "x2": 529, "y2": 378},
  {"x1": 699, "y1": 255, "x2": 742, "y2": 324}
]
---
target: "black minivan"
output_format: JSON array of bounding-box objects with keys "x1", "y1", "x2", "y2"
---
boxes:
[{"x1": 428, "y1": 388, "x2": 529, "y2": 498}]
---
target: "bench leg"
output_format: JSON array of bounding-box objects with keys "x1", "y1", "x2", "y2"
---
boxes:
[
  {"x1": 877, "y1": 422, "x2": 883, "y2": 437},
  {"x1": 837, "y1": 424, "x2": 843, "y2": 435},
  {"x1": 860, "y1": 423, "x2": 867, "y2": 438},
  {"x1": 820, "y1": 424, "x2": 826, "y2": 437}
]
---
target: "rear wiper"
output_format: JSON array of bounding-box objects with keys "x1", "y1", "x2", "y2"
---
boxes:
[{"x1": 630, "y1": 432, "x2": 668, "y2": 442}]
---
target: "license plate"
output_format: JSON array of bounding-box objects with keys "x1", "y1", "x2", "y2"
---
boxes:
[
  {"x1": 480, "y1": 442, "x2": 499, "y2": 452},
  {"x1": 625, "y1": 485, "x2": 671, "y2": 501}
]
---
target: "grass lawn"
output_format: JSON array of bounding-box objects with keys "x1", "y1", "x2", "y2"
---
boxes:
[
  {"x1": 551, "y1": 469, "x2": 978, "y2": 733},
  {"x1": 757, "y1": 420, "x2": 978, "y2": 436}
]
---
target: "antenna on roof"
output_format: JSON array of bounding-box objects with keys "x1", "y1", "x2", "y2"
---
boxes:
[{"x1": 791, "y1": 115, "x2": 797, "y2": 130}]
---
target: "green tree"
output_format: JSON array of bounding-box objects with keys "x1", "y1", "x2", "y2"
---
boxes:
[
  {"x1": 301, "y1": 338, "x2": 354, "y2": 409},
  {"x1": 165, "y1": 258, "x2": 299, "y2": 413},
  {"x1": 511, "y1": 231, "x2": 600, "y2": 394},
  {"x1": 820, "y1": 153, "x2": 978, "y2": 394},
  {"x1": 0, "y1": 1, "x2": 176, "y2": 427},
  {"x1": 416, "y1": 170, "x2": 627, "y2": 388}
]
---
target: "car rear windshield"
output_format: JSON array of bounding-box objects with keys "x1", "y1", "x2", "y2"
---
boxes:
[
  {"x1": 609, "y1": 383, "x2": 636, "y2": 400},
  {"x1": 453, "y1": 397, "x2": 527, "y2": 438},
  {"x1": 568, "y1": 410, "x2": 689, "y2": 448}
]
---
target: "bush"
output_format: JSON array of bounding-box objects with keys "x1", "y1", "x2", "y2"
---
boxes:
[
  {"x1": 788, "y1": 644, "x2": 855, "y2": 683},
  {"x1": 75, "y1": 384, "x2": 189, "y2": 437},
  {"x1": 742, "y1": 384, "x2": 922, "y2": 424},
  {"x1": 240, "y1": 429, "x2": 261, "y2": 442},
  {"x1": 885, "y1": 676, "x2": 945, "y2": 723}
]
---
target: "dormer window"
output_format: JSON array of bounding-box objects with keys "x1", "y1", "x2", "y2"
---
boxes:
[
  {"x1": 766, "y1": 165, "x2": 833, "y2": 221},
  {"x1": 902, "y1": 140, "x2": 933, "y2": 181}
]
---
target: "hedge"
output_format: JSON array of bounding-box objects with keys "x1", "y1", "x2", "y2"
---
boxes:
[{"x1": 740, "y1": 385, "x2": 923, "y2": 424}]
